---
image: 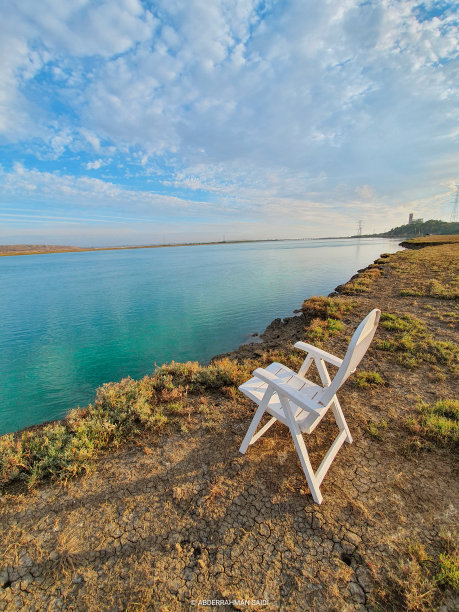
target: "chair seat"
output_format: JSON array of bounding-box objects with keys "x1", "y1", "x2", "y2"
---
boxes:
[{"x1": 239, "y1": 362, "x2": 328, "y2": 434}]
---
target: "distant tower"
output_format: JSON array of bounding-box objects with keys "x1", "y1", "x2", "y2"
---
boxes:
[
  {"x1": 451, "y1": 186, "x2": 458, "y2": 223},
  {"x1": 408, "y1": 213, "x2": 413, "y2": 225},
  {"x1": 357, "y1": 220, "x2": 362, "y2": 237}
]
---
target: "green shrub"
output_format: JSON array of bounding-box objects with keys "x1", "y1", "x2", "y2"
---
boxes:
[
  {"x1": 418, "y1": 399, "x2": 459, "y2": 447},
  {"x1": 367, "y1": 420, "x2": 387, "y2": 439},
  {"x1": 0, "y1": 357, "x2": 257, "y2": 488},
  {"x1": 437, "y1": 553, "x2": 459, "y2": 592},
  {"x1": 195, "y1": 358, "x2": 249, "y2": 389}
]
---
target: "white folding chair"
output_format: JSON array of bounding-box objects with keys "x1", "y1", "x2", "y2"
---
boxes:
[{"x1": 238, "y1": 309, "x2": 381, "y2": 504}]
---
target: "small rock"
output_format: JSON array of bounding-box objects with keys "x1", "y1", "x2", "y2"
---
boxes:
[
  {"x1": 7, "y1": 569, "x2": 19, "y2": 583},
  {"x1": 348, "y1": 581, "x2": 365, "y2": 604},
  {"x1": 169, "y1": 579, "x2": 182, "y2": 594},
  {"x1": 342, "y1": 540, "x2": 356, "y2": 555},
  {"x1": 18, "y1": 554, "x2": 33, "y2": 569},
  {"x1": 0, "y1": 570, "x2": 9, "y2": 588},
  {"x1": 259, "y1": 523, "x2": 270, "y2": 537},
  {"x1": 345, "y1": 532, "x2": 362, "y2": 547},
  {"x1": 356, "y1": 567, "x2": 373, "y2": 593},
  {"x1": 20, "y1": 573, "x2": 33, "y2": 590},
  {"x1": 17, "y1": 566, "x2": 29, "y2": 579}
]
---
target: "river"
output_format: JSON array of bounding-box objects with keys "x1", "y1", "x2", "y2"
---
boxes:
[{"x1": 0, "y1": 238, "x2": 401, "y2": 434}]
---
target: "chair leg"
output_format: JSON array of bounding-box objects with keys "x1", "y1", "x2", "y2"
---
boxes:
[
  {"x1": 239, "y1": 404, "x2": 266, "y2": 454},
  {"x1": 314, "y1": 360, "x2": 352, "y2": 444},
  {"x1": 248, "y1": 417, "x2": 277, "y2": 447},
  {"x1": 289, "y1": 425, "x2": 323, "y2": 504},
  {"x1": 331, "y1": 396, "x2": 353, "y2": 443},
  {"x1": 239, "y1": 388, "x2": 275, "y2": 454},
  {"x1": 281, "y1": 395, "x2": 323, "y2": 504}
]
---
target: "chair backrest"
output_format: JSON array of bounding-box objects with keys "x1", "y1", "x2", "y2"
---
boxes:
[{"x1": 319, "y1": 309, "x2": 381, "y2": 406}]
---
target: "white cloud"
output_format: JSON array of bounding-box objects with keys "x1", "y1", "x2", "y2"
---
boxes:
[
  {"x1": 0, "y1": 0, "x2": 156, "y2": 140},
  {"x1": 0, "y1": 0, "x2": 458, "y2": 241},
  {"x1": 86, "y1": 158, "x2": 107, "y2": 170},
  {"x1": 0, "y1": 165, "x2": 218, "y2": 216},
  {"x1": 16, "y1": 0, "x2": 156, "y2": 58},
  {"x1": 3, "y1": 1, "x2": 458, "y2": 168},
  {"x1": 2, "y1": 158, "x2": 457, "y2": 240}
]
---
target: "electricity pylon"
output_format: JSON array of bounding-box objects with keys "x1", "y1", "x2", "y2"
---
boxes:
[{"x1": 451, "y1": 186, "x2": 458, "y2": 222}]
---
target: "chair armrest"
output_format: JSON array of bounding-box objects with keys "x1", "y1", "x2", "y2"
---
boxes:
[
  {"x1": 251, "y1": 368, "x2": 322, "y2": 413},
  {"x1": 294, "y1": 341, "x2": 343, "y2": 368}
]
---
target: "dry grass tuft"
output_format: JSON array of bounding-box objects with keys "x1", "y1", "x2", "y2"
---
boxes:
[
  {"x1": 305, "y1": 317, "x2": 345, "y2": 347},
  {"x1": 373, "y1": 532, "x2": 459, "y2": 611},
  {"x1": 340, "y1": 267, "x2": 382, "y2": 294},
  {"x1": 375, "y1": 313, "x2": 459, "y2": 369},
  {"x1": 407, "y1": 399, "x2": 459, "y2": 450}
]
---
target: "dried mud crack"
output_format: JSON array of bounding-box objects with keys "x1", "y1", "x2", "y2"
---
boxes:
[{"x1": 0, "y1": 240, "x2": 458, "y2": 611}]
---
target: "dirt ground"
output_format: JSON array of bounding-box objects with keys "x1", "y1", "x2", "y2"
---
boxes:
[{"x1": 0, "y1": 242, "x2": 458, "y2": 611}]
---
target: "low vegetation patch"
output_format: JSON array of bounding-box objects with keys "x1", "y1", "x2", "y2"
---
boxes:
[
  {"x1": 407, "y1": 399, "x2": 459, "y2": 450},
  {"x1": 366, "y1": 419, "x2": 387, "y2": 440},
  {"x1": 339, "y1": 267, "x2": 382, "y2": 294},
  {"x1": 353, "y1": 371, "x2": 385, "y2": 389},
  {"x1": 301, "y1": 296, "x2": 356, "y2": 346},
  {"x1": 0, "y1": 358, "x2": 257, "y2": 489},
  {"x1": 0, "y1": 350, "x2": 313, "y2": 489},
  {"x1": 301, "y1": 295, "x2": 355, "y2": 322},
  {"x1": 375, "y1": 313, "x2": 459, "y2": 369},
  {"x1": 374, "y1": 254, "x2": 391, "y2": 264},
  {"x1": 374, "y1": 532, "x2": 459, "y2": 611},
  {"x1": 305, "y1": 317, "x2": 345, "y2": 347},
  {"x1": 401, "y1": 278, "x2": 459, "y2": 300},
  {"x1": 403, "y1": 232, "x2": 459, "y2": 244},
  {"x1": 395, "y1": 242, "x2": 459, "y2": 303}
]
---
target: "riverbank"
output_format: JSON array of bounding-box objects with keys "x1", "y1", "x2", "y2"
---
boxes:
[{"x1": 0, "y1": 239, "x2": 457, "y2": 611}]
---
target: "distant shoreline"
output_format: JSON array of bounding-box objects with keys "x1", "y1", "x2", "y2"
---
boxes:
[
  {"x1": 0, "y1": 239, "x2": 283, "y2": 257},
  {"x1": 2, "y1": 218, "x2": 457, "y2": 257},
  {"x1": 0, "y1": 236, "x2": 392, "y2": 257}
]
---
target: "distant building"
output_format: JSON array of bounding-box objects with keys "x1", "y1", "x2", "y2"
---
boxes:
[{"x1": 408, "y1": 213, "x2": 423, "y2": 225}]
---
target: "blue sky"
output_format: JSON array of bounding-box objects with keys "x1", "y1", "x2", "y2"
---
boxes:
[{"x1": 0, "y1": 0, "x2": 458, "y2": 246}]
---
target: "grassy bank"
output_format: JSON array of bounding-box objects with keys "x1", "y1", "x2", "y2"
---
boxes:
[{"x1": 0, "y1": 237, "x2": 457, "y2": 611}]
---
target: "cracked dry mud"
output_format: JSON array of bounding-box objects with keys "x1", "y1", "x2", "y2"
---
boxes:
[{"x1": 1, "y1": 243, "x2": 458, "y2": 611}]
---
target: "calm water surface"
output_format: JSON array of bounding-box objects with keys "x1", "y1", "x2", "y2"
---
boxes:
[{"x1": 0, "y1": 238, "x2": 401, "y2": 434}]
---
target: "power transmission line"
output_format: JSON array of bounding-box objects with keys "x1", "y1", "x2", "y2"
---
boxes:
[{"x1": 451, "y1": 185, "x2": 458, "y2": 222}]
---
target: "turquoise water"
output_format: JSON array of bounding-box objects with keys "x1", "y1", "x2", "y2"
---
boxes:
[{"x1": 0, "y1": 238, "x2": 401, "y2": 435}]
